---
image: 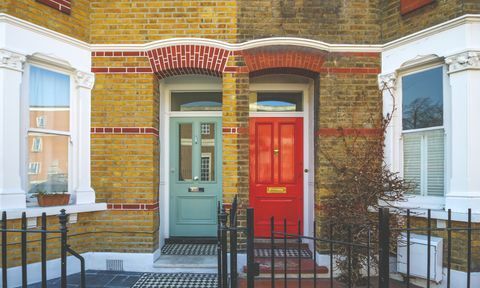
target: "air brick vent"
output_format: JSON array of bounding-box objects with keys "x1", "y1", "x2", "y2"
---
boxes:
[{"x1": 106, "y1": 259, "x2": 124, "y2": 271}]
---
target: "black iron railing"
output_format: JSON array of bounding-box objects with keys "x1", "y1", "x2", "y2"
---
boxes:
[
  {"x1": 1, "y1": 209, "x2": 85, "y2": 288},
  {"x1": 218, "y1": 196, "x2": 259, "y2": 288},
  {"x1": 268, "y1": 208, "x2": 478, "y2": 288},
  {"x1": 219, "y1": 205, "x2": 479, "y2": 288}
]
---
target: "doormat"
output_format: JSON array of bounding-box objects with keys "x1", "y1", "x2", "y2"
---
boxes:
[
  {"x1": 254, "y1": 248, "x2": 312, "y2": 258},
  {"x1": 132, "y1": 273, "x2": 217, "y2": 288},
  {"x1": 161, "y1": 243, "x2": 217, "y2": 256}
]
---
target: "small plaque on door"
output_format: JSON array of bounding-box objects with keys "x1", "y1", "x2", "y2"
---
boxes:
[
  {"x1": 266, "y1": 187, "x2": 287, "y2": 194},
  {"x1": 188, "y1": 187, "x2": 204, "y2": 192}
]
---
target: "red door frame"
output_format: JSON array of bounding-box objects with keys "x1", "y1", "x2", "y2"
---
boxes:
[{"x1": 249, "y1": 117, "x2": 304, "y2": 237}]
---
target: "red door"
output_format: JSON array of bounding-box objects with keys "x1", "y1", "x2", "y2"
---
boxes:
[{"x1": 249, "y1": 117, "x2": 303, "y2": 237}]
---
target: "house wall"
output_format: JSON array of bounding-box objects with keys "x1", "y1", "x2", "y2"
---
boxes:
[
  {"x1": 91, "y1": 60, "x2": 160, "y2": 254},
  {"x1": 1, "y1": 0, "x2": 480, "y2": 284},
  {"x1": 380, "y1": 0, "x2": 480, "y2": 43},
  {"x1": 89, "y1": 0, "x2": 237, "y2": 44},
  {"x1": 0, "y1": 0, "x2": 90, "y2": 42},
  {"x1": 237, "y1": 0, "x2": 382, "y2": 44}
]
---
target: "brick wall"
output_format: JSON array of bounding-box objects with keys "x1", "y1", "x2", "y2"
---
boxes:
[
  {"x1": 222, "y1": 53, "x2": 250, "y2": 220},
  {"x1": 90, "y1": 0, "x2": 237, "y2": 44},
  {"x1": 90, "y1": 67, "x2": 160, "y2": 253},
  {"x1": 380, "y1": 0, "x2": 467, "y2": 43},
  {"x1": 237, "y1": 0, "x2": 382, "y2": 44},
  {"x1": 0, "y1": 210, "x2": 158, "y2": 269},
  {"x1": 2, "y1": 0, "x2": 90, "y2": 42},
  {"x1": 315, "y1": 53, "x2": 382, "y2": 201}
]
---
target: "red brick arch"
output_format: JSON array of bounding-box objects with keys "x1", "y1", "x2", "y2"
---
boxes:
[
  {"x1": 147, "y1": 45, "x2": 230, "y2": 78},
  {"x1": 241, "y1": 46, "x2": 326, "y2": 74}
]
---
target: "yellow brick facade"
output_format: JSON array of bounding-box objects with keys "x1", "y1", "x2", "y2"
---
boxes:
[
  {"x1": 89, "y1": 0, "x2": 237, "y2": 44},
  {"x1": 1, "y1": 0, "x2": 480, "y2": 280}
]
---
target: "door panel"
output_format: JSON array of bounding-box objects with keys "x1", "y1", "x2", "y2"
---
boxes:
[
  {"x1": 256, "y1": 123, "x2": 274, "y2": 184},
  {"x1": 279, "y1": 123, "x2": 296, "y2": 184},
  {"x1": 170, "y1": 117, "x2": 222, "y2": 237},
  {"x1": 250, "y1": 117, "x2": 303, "y2": 237}
]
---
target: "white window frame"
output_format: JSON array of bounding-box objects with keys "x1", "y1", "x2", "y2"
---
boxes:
[
  {"x1": 28, "y1": 162, "x2": 41, "y2": 175},
  {"x1": 36, "y1": 116, "x2": 46, "y2": 128},
  {"x1": 200, "y1": 153, "x2": 212, "y2": 182},
  {"x1": 31, "y1": 136, "x2": 42, "y2": 152},
  {"x1": 21, "y1": 60, "x2": 76, "y2": 206},
  {"x1": 396, "y1": 62, "x2": 451, "y2": 209}
]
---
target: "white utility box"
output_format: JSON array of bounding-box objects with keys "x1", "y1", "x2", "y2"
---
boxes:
[{"x1": 397, "y1": 233, "x2": 443, "y2": 283}]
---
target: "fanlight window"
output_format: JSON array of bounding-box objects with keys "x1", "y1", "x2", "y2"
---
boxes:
[{"x1": 249, "y1": 92, "x2": 303, "y2": 112}]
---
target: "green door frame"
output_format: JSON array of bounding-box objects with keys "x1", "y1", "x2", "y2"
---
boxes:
[{"x1": 169, "y1": 117, "x2": 222, "y2": 237}]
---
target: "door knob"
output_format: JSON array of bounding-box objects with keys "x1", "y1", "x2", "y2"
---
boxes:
[
  {"x1": 273, "y1": 149, "x2": 279, "y2": 155},
  {"x1": 304, "y1": 169, "x2": 309, "y2": 173},
  {"x1": 193, "y1": 176, "x2": 199, "y2": 181}
]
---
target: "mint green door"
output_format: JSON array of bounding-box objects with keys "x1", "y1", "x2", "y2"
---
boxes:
[{"x1": 169, "y1": 117, "x2": 222, "y2": 237}]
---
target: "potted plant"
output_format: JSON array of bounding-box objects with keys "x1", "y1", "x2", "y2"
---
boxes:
[{"x1": 35, "y1": 189, "x2": 70, "y2": 207}]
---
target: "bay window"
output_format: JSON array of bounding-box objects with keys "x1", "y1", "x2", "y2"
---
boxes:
[{"x1": 401, "y1": 66, "x2": 445, "y2": 197}]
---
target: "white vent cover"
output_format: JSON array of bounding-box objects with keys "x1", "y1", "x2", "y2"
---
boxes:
[
  {"x1": 106, "y1": 259, "x2": 124, "y2": 271},
  {"x1": 397, "y1": 233, "x2": 443, "y2": 283}
]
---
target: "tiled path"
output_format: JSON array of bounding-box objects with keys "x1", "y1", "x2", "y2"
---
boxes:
[
  {"x1": 27, "y1": 270, "x2": 419, "y2": 288},
  {"x1": 26, "y1": 270, "x2": 143, "y2": 288}
]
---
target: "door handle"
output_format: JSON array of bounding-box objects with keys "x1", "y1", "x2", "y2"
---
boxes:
[
  {"x1": 193, "y1": 176, "x2": 199, "y2": 181},
  {"x1": 273, "y1": 149, "x2": 279, "y2": 155}
]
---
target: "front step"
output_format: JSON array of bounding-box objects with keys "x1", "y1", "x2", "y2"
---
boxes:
[
  {"x1": 244, "y1": 257, "x2": 328, "y2": 278},
  {"x1": 254, "y1": 242, "x2": 310, "y2": 250},
  {"x1": 244, "y1": 240, "x2": 328, "y2": 279}
]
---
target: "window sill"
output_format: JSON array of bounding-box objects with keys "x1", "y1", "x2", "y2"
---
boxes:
[
  {"x1": 395, "y1": 207, "x2": 480, "y2": 223},
  {"x1": 2, "y1": 203, "x2": 107, "y2": 220}
]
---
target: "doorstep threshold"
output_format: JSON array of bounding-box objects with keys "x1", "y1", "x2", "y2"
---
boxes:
[{"x1": 153, "y1": 255, "x2": 217, "y2": 268}]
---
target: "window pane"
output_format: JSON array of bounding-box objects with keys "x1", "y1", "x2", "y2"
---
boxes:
[
  {"x1": 250, "y1": 92, "x2": 303, "y2": 112},
  {"x1": 179, "y1": 123, "x2": 193, "y2": 181},
  {"x1": 403, "y1": 129, "x2": 444, "y2": 197},
  {"x1": 402, "y1": 67, "x2": 443, "y2": 130},
  {"x1": 201, "y1": 123, "x2": 215, "y2": 182},
  {"x1": 403, "y1": 132, "x2": 421, "y2": 195},
  {"x1": 171, "y1": 92, "x2": 222, "y2": 111},
  {"x1": 426, "y1": 129, "x2": 444, "y2": 196},
  {"x1": 27, "y1": 133, "x2": 69, "y2": 197},
  {"x1": 29, "y1": 66, "x2": 70, "y2": 131}
]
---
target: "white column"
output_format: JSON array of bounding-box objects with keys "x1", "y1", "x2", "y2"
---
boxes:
[
  {"x1": 378, "y1": 72, "x2": 398, "y2": 172},
  {"x1": 73, "y1": 70, "x2": 95, "y2": 204},
  {"x1": 0, "y1": 49, "x2": 26, "y2": 210},
  {"x1": 445, "y1": 51, "x2": 480, "y2": 213}
]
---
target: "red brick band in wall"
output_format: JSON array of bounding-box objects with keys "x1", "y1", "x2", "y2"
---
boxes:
[
  {"x1": 316, "y1": 128, "x2": 383, "y2": 137},
  {"x1": 107, "y1": 202, "x2": 159, "y2": 211},
  {"x1": 91, "y1": 127, "x2": 159, "y2": 137},
  {"x1": 91, "y1": 48, "x2": 380, "y2": 76},
  {"x1": 222, "y1": 127, "x2": 248, "y2": 135},
  {"x1": 147, "y1": 45, "x2": 231, "y2": 78},
  {"x1": 36, "y1": 0, "x2": 71, "y2": 15}
]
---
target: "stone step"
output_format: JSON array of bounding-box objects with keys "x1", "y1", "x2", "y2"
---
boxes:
[
  {"x1": 153, "y1": 255, "x2": 217, "y2": 273},
  {"x1": 254, "y1": 242, "x2": 310, "y2": 250},
  {"x1": 243, "y1": 257, "x2": 328, "y2": 278},
  {"x1": 254, "y1": 238, "x2": 301, "y2": 244}
]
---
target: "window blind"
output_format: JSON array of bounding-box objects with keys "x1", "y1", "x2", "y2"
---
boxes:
[
  {"x1": 403, "y1": 132, "x2": 422, "y2": 195},
  {"x1": 403, "y1": 129, "x2": 444, "y2": 196}
]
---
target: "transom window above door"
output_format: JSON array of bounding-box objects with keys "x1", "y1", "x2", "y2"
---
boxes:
[
  {"x1": 171, "y1": 91, "x2": 222, "y2": 111},
  {"x1": 249, "y1": 92, "x2": 303, "y2": 112}
]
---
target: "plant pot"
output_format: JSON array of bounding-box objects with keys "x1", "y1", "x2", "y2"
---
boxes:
[{"x1": 37, "y1": 194, "x2": 71, "y2": 207}]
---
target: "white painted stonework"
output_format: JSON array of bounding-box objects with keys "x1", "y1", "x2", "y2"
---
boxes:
[
  {"x1": 381, "y1": 17, "x2": 480, "y2": 213},
  {"x1": 0, "y1": 14, "x2": 97, "y2": 211}
]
